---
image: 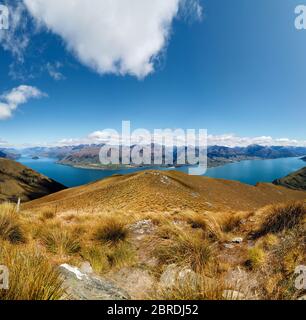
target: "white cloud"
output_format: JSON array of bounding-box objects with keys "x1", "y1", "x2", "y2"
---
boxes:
[
  {"x1": 55, "y1": 131, "x2": 306, "y2": 148},
  {"x1": 207, "y1": 134, "x2": 306, "y2": 147},
  {"x1": 46, "y1": 62, "x2": 65, "y2": 80},
  {"x1": 23, "y1": 0, "x2": 201, "y2": 78},
  {"x1": 0, "y1": 2, "x2": 30, "y2": 63},
  {"x1": 0, "y1": 85, "x2": 46, "y2": 120},
  {"x1": 0, "y1": 138, "x2": 8, "y2": 147}
]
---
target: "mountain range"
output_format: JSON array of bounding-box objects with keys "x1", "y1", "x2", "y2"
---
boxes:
[{"x1": 6, "y1": 144, "x2": 306, "y2": 170}]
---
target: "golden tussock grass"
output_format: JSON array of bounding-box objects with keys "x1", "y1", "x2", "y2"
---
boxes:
[
  {"x1": 38, "y1": 224, "x2": 81, "y2": 256},
  {"x1": 0, "y1": 242, "x2": 64, "y2": 300},
  {"x1": 254, "y1": 201, "x2": 306, "y2": 237},
  {"x1": 154, "y1": 225, "x2": 213, "y2": 272},
  {"x1": 81, "y1": 241, "x2": 136, "y2": 274},
  {"x1": 246, "y1": 246, "x2": 266, "y2": 270},
  {"x1": 0, "y1": 203, "x2": 26, "y2": 244},
  {"x1": 177, "y1": 211, "x2": 222, "y2": 241},
  {"x1": 93, "y1": 215, "x2": 129, "y2": 244},
  {"x1": 41, "y1": 209, "x2": 56, "y2": 220},
  {"x1": 220, "y1": 211, "x2": 251, "y2": 233},
  {"x1": 152, "y1": 265, "x2": 242, "y2": 300}
]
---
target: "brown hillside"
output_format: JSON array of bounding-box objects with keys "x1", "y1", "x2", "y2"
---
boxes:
[
  {"x1": 24, "y1": 170, "x2": 306, "y2": 214},
  {"x1": 0, "y1": 158, "x2": 66, "y2": 203}
]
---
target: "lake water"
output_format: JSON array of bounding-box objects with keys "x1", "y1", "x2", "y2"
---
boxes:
[{"x1": 18, "y1": 157, "x2": 305, "y2": 188}]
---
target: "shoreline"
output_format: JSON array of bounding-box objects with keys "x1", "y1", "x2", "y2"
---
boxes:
[
  {"x1": 55, "y1": 155, "x2": 306, "y2": 171},
  {"x1": 55, "y1": 156, "x2": 260, "y2": 171}
]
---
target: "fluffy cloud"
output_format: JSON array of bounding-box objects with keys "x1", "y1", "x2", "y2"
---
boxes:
[
  {"x1": 55, "y1": 131, "x2": 306, "y2": 148},
  {"x1": 23, "y1": 0, "x2": 201, "y2": 78},
  {"x1": 207, "y1": 134, "x2": 306, "y2": 147},
  {"x1": 46, "y1": 62, "x2": 65, "y2": 81},
  {"x1": 0, "y1": 2, "x2": 30, "y2": 63},
  {"x1": 0, "y1": 85, "x2": 46, "y2": 119}
]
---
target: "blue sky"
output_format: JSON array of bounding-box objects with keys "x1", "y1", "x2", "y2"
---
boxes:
[{"x1": 0, "y1": 0, "x2": 305, "y2": 147}]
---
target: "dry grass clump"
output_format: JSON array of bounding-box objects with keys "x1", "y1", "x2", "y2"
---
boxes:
[
  {"x1": 39, "y1": 225, "x2": 81, "y2": 256},
  {"x1": 81, "y1": 241, "x2": 136, "y2": 274},
  {"x1": 246, "y1": 246, "x2": 266, "y2": 270},
  {"x1": 93, "y1": 216, "x2": 128, "y2": 244},
  {"x1": 41, "y1": 209, "x2": 56, "y2": 220},
  {"x1": 107, "y1": 241, "x2": 136, "y2": 269},
  {"x1": 153, "y1": 270, "x2": 238, "y2": 300},
  {"x1": 220, "y1": 211, "x2": 250, "y2": 233},
  {"x1": 254, "y1": 224, "x2": 306, "y2": 300},
  {"x1": 257, "y1": 233, "x2": 279, "y2": 250},
  {"x1": 0, "y1": 203, "x2": 26, "y2": 244},
  {"x1": 254, "y1": 201, "x2": 305, "y2": 238},
  {"x1": 0, "y1": 242, "x2": 64, "y2": 300},
  {"x1": 81, "y1": 246, "x2": 109, "y2": 274},
  {"x1": 155, "y1": 225, "x2": 212, "y2": 272},
  {"x1": 179, "y1": 211, "x2": 222, "y2": 241}
]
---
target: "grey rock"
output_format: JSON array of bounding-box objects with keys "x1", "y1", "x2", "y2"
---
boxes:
[
  {"x1": 59, "y1": 264, "x2": 130, "y2": 300},
  {"x1": 129, "y1": 219, "x2": 155, "y2": 239},
  {"x1": 80, "y1": 261, "x2": 93, "y2": 274},
  {"x1": 160, "y1": 264, "x2": 199, "y2": 289}
]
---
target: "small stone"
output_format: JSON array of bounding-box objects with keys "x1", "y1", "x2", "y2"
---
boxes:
[{"x1": 231, "y1": 237, "x2": 243, "y2": 244}]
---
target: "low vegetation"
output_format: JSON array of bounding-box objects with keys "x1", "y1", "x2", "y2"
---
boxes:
[
  {"x1": 0, "y1": 242, "x2": 64, "y2": 300},
  {"x1": 0, "y1": 203, "x2": 26, "y2": 244},
  {"x1": 0, "y1": 198, "x2": 305, "y2": 300},
  {"x1": 93, "y1": 216, "x2": 128, "y2": 244},
  {"x1": 154, "y1": 224, "x2": 213, "y2": 272},
  {"x1": 153, "y1": 272, "x2": 229, "y2": 300},
  {"x1": 246, "y1": 246, "x2": 266, "y2": 270},
  {"x1": 39, "y1": 226, "x2": 82, "y2": 256},
  {"x1": 254, "y1": 201, "x2": 305, "y2": 237}
]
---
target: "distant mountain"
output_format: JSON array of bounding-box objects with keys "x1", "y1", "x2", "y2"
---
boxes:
[
  {"x1": 273, "y1": 167, "x2": 306, "y2": 191},
  {"x1": 207, "y1": 145, "x2": 306, "y2": 159},
  {"x1": 0, "y1": 149, "x2": 21, "y2": 160},
  {"x1": 0, "y1": 158, "x2": 66, "y2": 203},
  {"x1": 17, "y1": 144, "x2": 306, "y2": 170}
]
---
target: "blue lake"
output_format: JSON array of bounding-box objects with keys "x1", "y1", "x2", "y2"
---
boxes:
[{"x1": 18, "y1": 157, "x2": 305, "y2": 188}]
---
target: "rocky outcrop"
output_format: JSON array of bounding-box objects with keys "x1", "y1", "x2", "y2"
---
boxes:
[
  {"x1": 59, "y1": 264, "x2": 130, "y2": 300},
  {"x1": 159, "y1": 264, "x2": 199, "y2": 289}
]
